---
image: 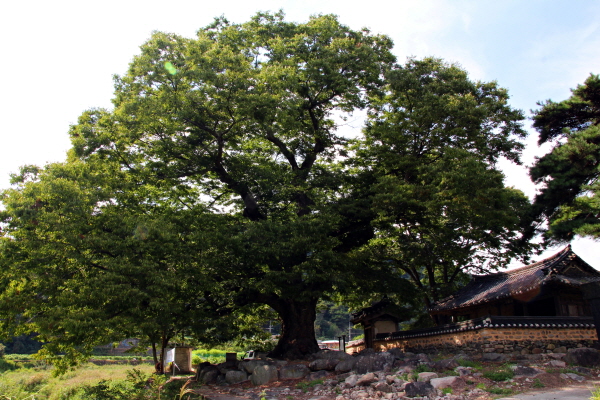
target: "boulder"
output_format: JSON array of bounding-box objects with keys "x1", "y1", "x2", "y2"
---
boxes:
[
  {"x1": 250, "y1": 365, "x2": 278, "y2": 386},
  {"x1": 404, "y1": 381, "x2": 436, "y2": 398},
  {"x1": 512, "y1": 366, "x2": 543, "y2": 377},
  {"x1": 344, "y1": 374, "x2": 359, "y2": 388},
  {"x1": 311, "y1": 349, "x2": 352, "y2": 361},
  {"x1": 564, "y1": 348, "x2": 600, "y2": 367},
  {"x1": 280, "y1": 364, "x2": 310, "y2": 379},
  {"x1": 307, "y1": 370, "x2": 329, "y2": 381},
  {"x1": 309, "y1": 358, "x2": 338, "y2": 371},
  {"x1": 355, "y1": 352, "x2": 395, "y2": 374},
  {"x1": 225, "y1": 370, "x2": 247, "y2": 384},
  {"x1": 199, "y1": 367, "x2": 220, "y2": 384},
  {"x1": 335, "y1": 357, "x2": 358, "y2": 373},
  {"x1": 356, "y1": 372, "x2": 377, "y2": 386},
  {"x1": 548, "y1": 360, "x2": 566, "y2": 368},
  {"x1": 417, "y1": 372, "x2": 438, "y2": 382},
  {"x1": 372, "y1": 381, "x2": 393, "y2": 393},
  {"x1": 430, "y1": 376, "x2": 460, "y2": 389},
  {"x1": 240, "y1": 360, "x2": 268, "y2": 374},
  {"x1": 455, "y1": 367, "x2": 472, "y2": 376},
  {"x1": 431, "y1": 358, "x2": 459, "y2": 371},
  {"x1": 560, "y1": 373, "x2": 585, "y2": 382},
  {"x1": 481, "y1": 353, "x2": 507, "y2": 362}
]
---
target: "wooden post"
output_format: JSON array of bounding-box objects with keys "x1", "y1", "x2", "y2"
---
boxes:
[{"x1": 581, "y1": 282, "x2": 600, "y2": 344}]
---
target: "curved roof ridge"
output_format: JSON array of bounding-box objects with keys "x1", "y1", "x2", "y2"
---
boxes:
[{"x1": 470, "y1": 245, "x2": 572, "y2": 280}]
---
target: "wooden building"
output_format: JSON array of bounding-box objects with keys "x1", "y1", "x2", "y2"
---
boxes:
[
  {"x1": 429, "y1": 246, "x2": 600, "y2": 322},
  {"x1": 351, "y1": 297, "x2": 405, "y2": 349}
]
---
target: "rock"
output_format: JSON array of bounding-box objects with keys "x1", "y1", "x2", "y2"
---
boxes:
[
  {"x1": 417, "y1": 353, "x2": 431, "y2": 362},
  {"x1": 344, "y1": 374, "x2": 359, "y2": 388},
  {"x1": 225, "y1": 370, "x2": 248, "y2": 384},
  {"x1": 387, "y1": 348, "x2": 404, "y2": 358},
  {"x1": 309, "y1": 358, "x2": 338, "y2": 371},
  {"x1": 432, "y1": 358, "x2": 459, "y2": 371},
  {"x1": 306, "y1": 370, "x2": 329, "y2": 381},
  {"x1": 455, "y1": 367, "x2": 471, "y2": 376},
  {"x1": 394, "y1": 359, "x2": 419, "y2": 369},
  {"x1": 404, "y1": 381, "x2": 436, "y2": 398},
  {"x1": 197, "y1": 365, "x2": 220, "y2": 384},
  {"x1": 572, "y1": 366, "x2": 592, "y2": 375},
  {"x1": 335, "y1": 357, "x2": 358, "y2": 373},
  {"x1": 512, "y1": 366, "x2": 543, "y2": 377},
  {"x1": 355, "y1": 352, "x2": 395, "y2": 374},
  {"x1": 417, "y1": 372, "x2": 438, "y2": 382},
  {"x1": 372, "y1": 381, "x2": 392, "y2": 393},
  {"x1": 280, "y1": 364, "x2": 310, "y2": 379},
  {"x1": 555, "y1": 346, "x2": 567, "y2": 353},
  {"x1": 481, "y1": 353, "x2": 506, "y2": 362},
  {"x1": 564, "y1": 348, "x2": 600, "y2": 367},
  {"x1": 429, "y1": 376, "x2": 460, "y2": 389},
  {"x1": 356, "y1": 372, "x2": 377, "y2": 386},
  {"x1": 311, "y1": 350, "x2": 353, "y2": 361},
  {"x1": 560, "y1": 373, "x2": 585, "y2": 382},
  {"x1": 250, "y1": 365, "x2": 279, "y2": 385},
  {"x1": 241, "y1": 360, "x2": 268, "y2": 374},
  {"x1": 547, "y1": 353, "x2": 566, "y2": 360},
  {"x1": 549, "y1": 360, "x2": 566, "y2": 368}
]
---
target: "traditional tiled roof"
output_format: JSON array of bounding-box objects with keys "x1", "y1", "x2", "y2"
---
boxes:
[
  {"x1": 430, "y1": 246, "x2": 600, "y2": 313},
  {"x1": 351, "y1": 296, "x2": 402, "y2": 324}
]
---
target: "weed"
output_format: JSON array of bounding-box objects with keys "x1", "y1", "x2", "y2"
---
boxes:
[
  {"x1": 475, "y1": 382, "x2": 486, "y2": 390},
  {"x1": 486, "y1": 387, "x2": 513, "y2": 395},
  {"x1": 441, "y1": 387, "x2": 453, "y2": 395},
  {"x1": 532, "y1": 378, "x2": 545, "y2": 388},
  {"x1": 590, "y1": 386, "x2": 600, "y2": 400},
  {"x1": 296, "y1": 379, "x2": 324, "y2": 392},
  {"x1": 482, "y1": 364, "x2": 514, "y2": 382},
  {"x1": 456, "y1": 359, "x2": 482, "y2": 370}
]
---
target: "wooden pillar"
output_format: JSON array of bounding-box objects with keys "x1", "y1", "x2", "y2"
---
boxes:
[{"x1": 581, "y1": 282, "x2": 600, "y2": 342}]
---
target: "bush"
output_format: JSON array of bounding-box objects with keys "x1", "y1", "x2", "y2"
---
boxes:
[
  {"x1": 483, "y1": 367, "x2": 514, "y2": 382},
  {"x1": 0, "y1": 343, "x2": 5, "y2": 358}
]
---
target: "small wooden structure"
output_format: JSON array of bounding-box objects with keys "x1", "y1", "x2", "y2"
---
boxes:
[
  {"x1": 429, "y1": 246, "x2": 600, "y2": 322},
  {"x1": 351, "y1": 297, "x2": 404, "y2": 349}
]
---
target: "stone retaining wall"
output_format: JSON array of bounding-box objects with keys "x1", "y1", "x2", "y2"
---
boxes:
[{"x1": 347, "y1": 326, "x2": 598, "y2": 356}]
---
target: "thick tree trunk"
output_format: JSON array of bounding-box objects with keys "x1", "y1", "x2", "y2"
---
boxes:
[{"x1": 268, "y1": 298, "x2": 320, "y2": 359}]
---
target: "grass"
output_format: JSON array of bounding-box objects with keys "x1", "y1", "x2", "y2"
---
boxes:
[
  {"x1": 532, "y1": 378, "x2": 545, "y2": 388},
  {"x1": 441, "y1": 387, "x2": 453, "y2": 395},
  {"x1": 296, "y1": 379, "x2": 324, "y2": 392},
  {"x1": 482, "y1": 364, "x2": 514, "y2": 382},
  {"x1": 590, "y1": 386, "x2": 600, "y2": 400},
  {"x1": 486, "y1": 387, "x2": 513, "y2": 395},
  {"x1": 0, "y1": 362, "x2": 155, "y2": 400},
  {"x1": 191, "y1": 348, "x2": 244, "y2": 366},
  {"x1": 456, "y1": 358, "x2": 482, "y2": 371}
]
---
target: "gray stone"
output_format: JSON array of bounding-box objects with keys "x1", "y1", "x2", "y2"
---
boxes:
[
  {"x1": 250, "y1": 365, "x2": 279, "y2": 385},
  {"x1": 549, "y1": 360, "x2": 566, "y2": 368},
  {"x1": 241, "y1": 360, "x2": 268, "y2": 374},
  {"x1": 280, "y1": 364, "x2": 310, "y2": 379},
  {"x1": 432, "y1": 358, "x2": 459, "y2": 371},
  {"x1": 417, "y1": 353, "x2": 431, "y2": 362},
  {"x1": 356, "y1": 372, "x2": 377, "y2": 386},
  {"x1": 334, "y1": 357, "x2": 358, "y2": 373},
  {"x1": 225, "y1": 370, "x2": 248, "y2": 384},
  {"x1": 306, "y1": 370, "x2": 329, "y2": 381},
  {"x1": 355, "y1": 352, "x2": 395, "y2": 374},
  {"x1": 309, "y1": 358, "x2": 338, "y2": 371},
  {"x1": 455, "y1": 367, "x2": 472, "y2": 376},
  {"x1": 512, "y1": 366, "x2": 543, "y2": 377},
  {"x1": 372, "y1": 381, "x2": 393, "y2": 392},
  {"x1": 417, "y1": 372, "x2": 438, "y2": 382},
  {"x1": 197, "y1": 365, "x2": 220, "y2": 384},
  {"x1": 573, "y1": 366, "x2": 592, "y2": 375},
  {"x1": 564, "y1": 347, "x2": 600, "y2": 367},
  {"x1": 481, "y1": 353, "x2": 507, "y2": 362},
  {"x1": 344, "y1": 374, "x2": 359, "y2": 388},
  {"x1": 429, "y1": 376, "x2": 460, "y2": 389},
  {"x1": 311, "y1": 349, "x2": 352, "y2": 361},
  {"x1": 404, "y1": 381, "x2": 436, "y2": 398},
  {"x1": 560, "y1": 373, "x2": 585, "y2": 382},
  {"x1": 387, "y1": 348, "x2": 404, "y2": 358}
]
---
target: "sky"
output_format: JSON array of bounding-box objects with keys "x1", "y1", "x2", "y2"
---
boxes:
[{"x1": 1, "y1": 0, "x2": 599, "y2": 268}]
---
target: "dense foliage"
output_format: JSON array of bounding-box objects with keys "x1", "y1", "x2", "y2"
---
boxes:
[
  {"x1": 529, "y1": 74, "x2": 600, "y2": 242},
  {"x1": 0, "y1": 12, "x2": 532, "y2": 363}
]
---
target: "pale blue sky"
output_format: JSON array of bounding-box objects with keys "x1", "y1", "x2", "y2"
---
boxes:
[{"x1": 1, "y1": 0, "x2": 599, "y2": 267}]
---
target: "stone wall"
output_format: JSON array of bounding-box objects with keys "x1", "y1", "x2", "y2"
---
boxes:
[{"x1": 346, "y1": 325, "x2": 597, "y2": 356}]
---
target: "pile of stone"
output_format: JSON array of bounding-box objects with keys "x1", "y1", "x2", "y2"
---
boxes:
[{"x1": 195, "y1": 347, "x2": 600, "y2": 400}]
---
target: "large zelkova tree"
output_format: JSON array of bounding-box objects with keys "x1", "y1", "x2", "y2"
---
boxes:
[
  {"x1": 529, "y1": 74, "x2": 600, "y2": 242},
  {"x1": 358, "y1": 58, "x2": 533, "y2": 325},
  {"x1": 40, "y1": 13, "x2": 402, "y2": 359}
]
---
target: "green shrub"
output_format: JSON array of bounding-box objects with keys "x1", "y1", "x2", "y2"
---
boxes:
[
  {"x1": 532, "y1": 378, "x2": 545, "y2": 388},
  {"x1": 0, "y1": 343, "x2": 5, "y2": 358},
  {"x1": 456, "y1": 358, "x2": 482, "y2": 370},
  {"x1": 0, "y1": 358, "x2": 19, "y2": 372},
  {"x1": 486, "y1": 387, "x2": 513, "y2": 395},
  {"x1": 483, "y1": 365, "x2": 514, "y2": 382}
]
